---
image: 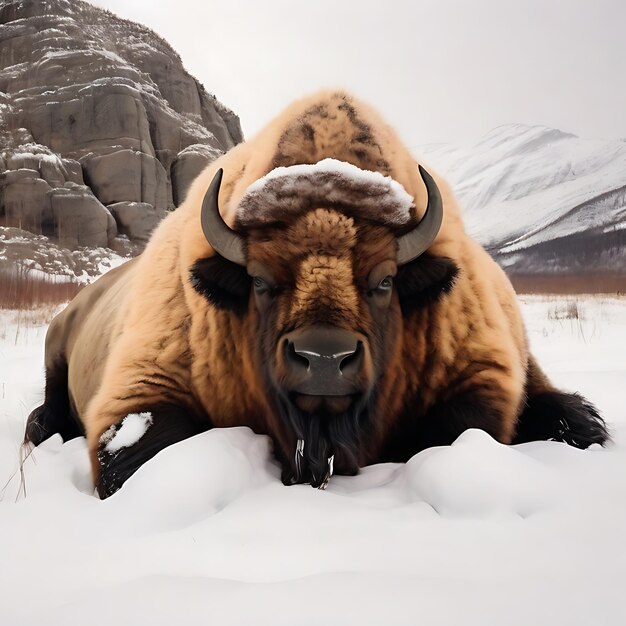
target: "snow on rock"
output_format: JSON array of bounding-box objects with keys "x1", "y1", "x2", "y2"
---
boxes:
[
  {"x1": 0, "y1": 226, "x2": 128, "y2": 283},
  {"x1": 1, "y1": 296, "x2": 625, "y2": 625}
]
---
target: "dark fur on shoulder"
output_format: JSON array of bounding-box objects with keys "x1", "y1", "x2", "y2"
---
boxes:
[
  {"x1": 190, "y1": 255, "x2": 251, "y2": 314},
  {"x1": 396, "y1": 254, "x2": 459, "y2": 314}
]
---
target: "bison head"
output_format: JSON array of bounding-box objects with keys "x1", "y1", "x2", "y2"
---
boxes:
[{"x1": 191, "y1": 161, "x2": 457, "y2": 488}]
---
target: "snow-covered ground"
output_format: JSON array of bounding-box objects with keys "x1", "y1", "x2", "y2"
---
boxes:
[{"x1": 1, "y1": 296, "x2": 625, "y2": 625}]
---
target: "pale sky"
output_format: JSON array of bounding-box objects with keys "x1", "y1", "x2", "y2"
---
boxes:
[{"x1": 95, "y1": 0, "x2": 626, "y2": 146}]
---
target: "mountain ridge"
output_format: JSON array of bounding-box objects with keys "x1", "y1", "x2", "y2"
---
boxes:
[{"x1": 419, "y1": 123, "x2": 626, "y2": 279}]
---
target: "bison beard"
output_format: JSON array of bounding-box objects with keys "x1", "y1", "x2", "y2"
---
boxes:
[{"x1": 275, "y1": 391, "x2": 375, "y2": 488}]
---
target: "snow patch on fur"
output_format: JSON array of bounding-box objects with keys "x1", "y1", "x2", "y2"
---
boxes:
[
  {"x1": 237, "y1": 158, "x2": 415, "y2": 228},
  {"x1": 101, "y1": 412, "x2": 153, "y2": 453}
]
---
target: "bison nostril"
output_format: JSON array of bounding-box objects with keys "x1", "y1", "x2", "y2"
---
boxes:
[
  {"x1": 285, "y1": 339, "x2": 310, "y2": 370},
  {"x1": 339, "y1": 341, "x2": 363, "y2": 376},
  {"x1": 282, "y1": 328, "x2": 365, "y2": 395}
]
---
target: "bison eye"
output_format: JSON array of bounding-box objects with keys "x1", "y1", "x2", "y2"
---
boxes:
[
  {"x1": 253, "y1": 276, "x2": 269, "y2": 293},
  {"x1": 377, "y1": 276, "x2": 393, "y2": 291}
]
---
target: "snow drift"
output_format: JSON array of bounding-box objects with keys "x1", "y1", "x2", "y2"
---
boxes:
[{"x1": 1, "y1": 296, "x2": 625, "y2": 625}]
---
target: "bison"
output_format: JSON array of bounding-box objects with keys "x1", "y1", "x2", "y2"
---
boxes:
[{"x1": 24, "y1": 90, "x2": 608, "y2": 498}]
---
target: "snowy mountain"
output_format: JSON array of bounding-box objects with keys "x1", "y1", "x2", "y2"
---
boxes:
[
  {"x1": 420, "y1": 124, "x2": 626, "y2": 279},
  {"x1": 0, "y1": 0, "x2": 242, "y2": 278}
]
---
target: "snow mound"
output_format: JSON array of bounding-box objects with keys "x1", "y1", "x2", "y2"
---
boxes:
[
  {"x1": 104, "y1": 428, "x2": 276, "y2": 534},
  {"x1": 404, "y1": 429, "x2": 555, "y2": 517}
]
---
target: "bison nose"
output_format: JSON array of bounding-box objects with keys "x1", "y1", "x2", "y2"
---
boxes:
[{"x1": 282, "y1": 326, "x2": 364, "y2": 396}]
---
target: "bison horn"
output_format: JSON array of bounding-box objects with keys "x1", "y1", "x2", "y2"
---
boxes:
[
  {"x1": 396, "y1": 165, "x2": 444, "y2": 265},
  {"x1": 201, "y1": 168, "x2": 247, "y2": 266}
]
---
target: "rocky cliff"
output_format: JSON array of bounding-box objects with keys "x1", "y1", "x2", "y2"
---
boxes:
[{"x1": 0, "y1": 0, "x2": 242, "y2": 277}]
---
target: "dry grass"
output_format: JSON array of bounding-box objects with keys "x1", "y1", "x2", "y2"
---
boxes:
[
  {"x1": 510, "y1": 273, "x2": 626, "y2": 295},
  {"x1": 0, "y1": 267, "x2": 82, "y2": 310},
  {"x1": 547, "y1": 300, "x2": 582, "y2": 321}
]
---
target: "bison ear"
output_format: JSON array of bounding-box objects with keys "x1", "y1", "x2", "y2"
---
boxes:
[
  {"x1": 396, "y1": 254, "x2": 459, "y2": 315},
  {"x1": 189, "y1": 255, "x2": 251, "y2": 314}
]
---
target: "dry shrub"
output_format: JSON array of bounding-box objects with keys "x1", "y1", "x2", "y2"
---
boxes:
[
  {"x1": 0, "y1": 266, "x2": 82, "y2": 310},
  {"x1": 547, "y1": 299, "x2": 581, "y2": 321},
  {"x1": 510, "y1": 273, "x2": 626, "y2": 295}
]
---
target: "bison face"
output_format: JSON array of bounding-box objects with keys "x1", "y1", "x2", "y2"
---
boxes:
[
  {"x1": 246, "y1": 212, "x2": 397, "y2": 487},
  {"x1": 191, "y1": 167, "x2": 458, "y2": 487}
]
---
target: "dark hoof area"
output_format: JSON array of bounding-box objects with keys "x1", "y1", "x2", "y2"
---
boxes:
[
  {"x1": 24, "y1": 405, "x2": 54, "y2": 446},
  {"x1": 514, "y1": 391, "x2": 609, "y2": 448},
  {"x1": 24, "y1": 403, "x2": 83, "y2": 446}
]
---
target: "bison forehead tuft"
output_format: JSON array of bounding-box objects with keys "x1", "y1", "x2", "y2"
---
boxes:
[
  {"x1": 289, "y1": 209, "x2": 357, "y2": 255},
  {"x1": 283, "y1": 211, "x2": 361, "y2": 322},
  {"x1": 290, "y1": 254, "x2": 359, "y2": 321}
]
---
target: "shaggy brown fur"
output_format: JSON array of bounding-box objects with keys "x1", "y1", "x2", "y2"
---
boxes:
[{"x1": 24, "y1": 90, "x2": 608, "y2": 497}]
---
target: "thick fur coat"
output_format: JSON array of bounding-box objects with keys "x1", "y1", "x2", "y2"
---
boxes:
[{"x1": 25, "y1": 90, "x2": 608, "y2": 497}]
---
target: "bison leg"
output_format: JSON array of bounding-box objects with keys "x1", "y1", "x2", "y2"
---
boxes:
[
  {"x1": 94, "y1": 404, "x2": 205, "y2": 499},
  {"x1": 512, "y1": 356, "x2": 609, "y2": 448},
  {"x1": 416, "y1": 388, "x2": 609, "y2": 450},
  {"x1": 24, "y1": 358, "x2": 84, "y2": 446},
  {"x1": 418, "y1": 388, "x2": 515, "y2": 450},
  {"x1": 513, "y1": 390, "x2": 608, "y2": 448},
  {"x1": 383, "y1": 385, "x2": 519, "y2": 462}
]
